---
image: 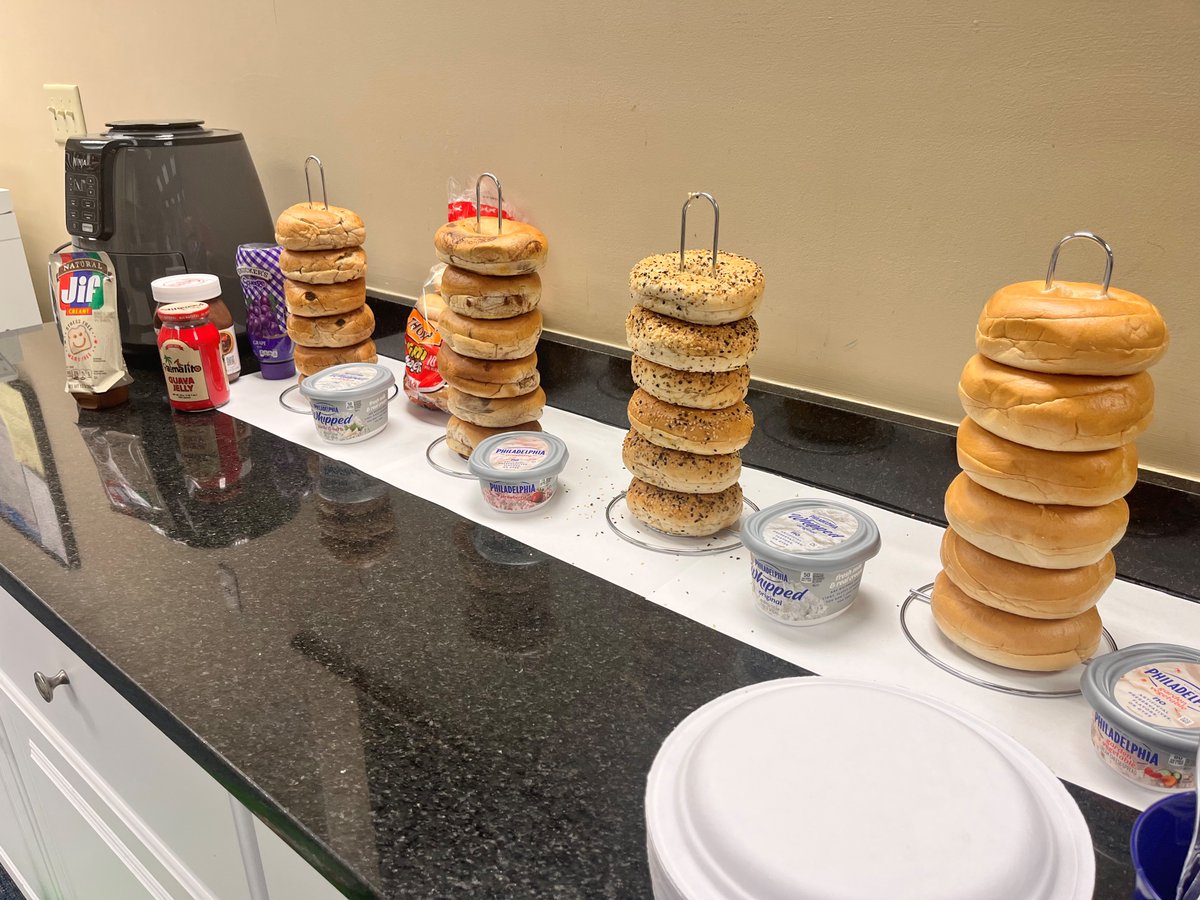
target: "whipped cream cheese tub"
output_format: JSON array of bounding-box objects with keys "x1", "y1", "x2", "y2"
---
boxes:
[
  {"x1": 1081, "y1": 643, "x2": 1200, "y2": 792},
  {"x1": 468, "y1": 432, "x2": 568, "y2": 514},
  {"x1": 299, "y1": 363, "x2": 395, "y2": 444},
  {"x1": 741, "y1": 499, "x2": 881, "y2": 625}
]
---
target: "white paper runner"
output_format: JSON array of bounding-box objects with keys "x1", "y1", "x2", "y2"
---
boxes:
[{"x1": 225, "y1": 358, "x2": 1200, "y2": 811}]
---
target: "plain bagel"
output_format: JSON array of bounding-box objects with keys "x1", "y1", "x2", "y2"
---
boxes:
[
  {"x1": 437, "y1": 308, "x2": 542, "y2": 360},
  {"x1": 445, "y1": 416, "x2": 542, "y2": 459},
  {"x1": 274, "y1": 203, "x2": 365, "y2": 250},
  {"x1": 294, "y1": 339, "x2": 377, "y2": 377},
  {"x1": 445, "y1": 385, "x2": 546, "y2": 428},
  {"x1": 287, "y1": 305, "x2": 374, "y2": 348},
  {"x1": 625, "y1": 477, "x2": 744, "y2": 537},
  {"x1": 621, "y1": 429, "x2": 741, "y2": 494},
  {"x1": 931, "y1": 571, "x2": 1103, "y2": 672},
  {"x1": 631, "y1": 355, "x2": 750, "y2": 410},
  {"x1": 957, "y1": 417, "x2": 1138, "y2": 507},
  {"x1": 630, "y1": 250, "x2": 765, "y2": 325},
  {"x1": 433, "y1": 217, "x2": 548, "y2": 276},
  {"x1": 284, "y1": 278, "x2": 367, "y2": 317},
  {"x1": 439, "y1": 266, "x2": 541, "y2": 319},
  {"x1": 627, "y1": 389, "x2": 754, "y2": 455},
  {"x1": 976, "y1": 280, "x2": 1168, "y2": 376},
  {"x1": 940, "y1": 528, "x2": 1114, "y2": 619},
  {"x1": 944, "y1": 472, "x2": 1128, "y2": 569},
  {"x1": 626, "y1": 305, "x2": 759, "y2": 373},
  {"x1": 958, "y1": 354, "x2": 1153, "y2": 451},
  {"x1": 279, "y1": 247, "x2": 367, "y2": 284}
]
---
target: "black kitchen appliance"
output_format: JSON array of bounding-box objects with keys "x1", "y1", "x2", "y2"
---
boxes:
[{"x1": 64, "y1": 119, "x2": 273, "y2": 353}]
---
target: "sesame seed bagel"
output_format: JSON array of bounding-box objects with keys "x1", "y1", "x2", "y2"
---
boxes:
[
  {"x1": 625, "y1": 306, "x2": 759, "y2": 373},
  {"x1": 627, "y1": 389, "x2": 753, "y2": 455},
  {"x1": 630, "y1": 250, "x2": 764, "y2": 325},
  {"x1": 284, "y1": 278, "x2": 367, "y2": 317},
  {"x1": 626, "y1": 478, "x2": 744, "y2": 537},
  {"x1": 439, "y1": 266, "x2": 541, "y2": 319},
  {"x1": 977, "y1": 280, "x2": 1168, "y2": 376},
  {"x1": 437, "y1": 308, "x2": 542, "y2": 360},
  {"x1": 433, "y1": 218, "x2": 548, "y2": 275},
  {"x1": 958, "y1": 354, "x2": 1153, "y2": 451},
  {"x1": 274, "y1": 203, "x2": 365, "y2": 250},
  {"x1": 445, "y1": 385, "x2": 546, "y2": 428},
  {"x1": 621, "y1": 430, "x2": 741, "y2": 494},
  {"x1": 631, "y1": 355, "x2": 750, "y2": 410},
  {"x1": 279, "y1": 247, "x2": 367, "y2": 284}
]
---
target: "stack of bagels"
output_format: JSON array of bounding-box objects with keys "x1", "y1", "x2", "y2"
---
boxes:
[
  {"x1": 622, "y1": 250, "x2": 764, "y2": 536},
  {"x1": 275, "y1": 203, "x2": 376, "y2": 378},
  {"x1": 933, "y1": 245, "x2": 1168, "y2": 672},
  {"x1": 432, "y1": 213, "x2": 550, "y2": 458}
]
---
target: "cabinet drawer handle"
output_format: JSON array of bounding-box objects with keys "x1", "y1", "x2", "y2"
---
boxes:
[{"x1": 33, "y1": 669, "x2": 70, "y2": 703}]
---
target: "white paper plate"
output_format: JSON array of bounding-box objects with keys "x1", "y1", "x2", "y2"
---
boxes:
[{"x1": 646, "y1": 678, "x2": 1094, "y2": 900}]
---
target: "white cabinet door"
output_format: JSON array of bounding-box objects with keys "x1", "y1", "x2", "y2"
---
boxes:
[
  {"x1": 0, "y1": 702, "x2": 56, "y2": 900},
  {"x1": 253, "y1": 818, "x2": 345, "y2": 900}
]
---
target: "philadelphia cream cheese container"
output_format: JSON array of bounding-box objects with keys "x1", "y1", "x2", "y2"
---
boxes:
[
  {"x1": 468, "y1": 432, "x2": 568, "y2": 513},
  {"x1": 1081, "y1": 643, "x2": 1200, "y2": 792},
  {"x1": 741, "y1": 499, "x2": 881, "y2": 625},
  {"x1": 645, "y1": 678, "x2": 1095, "y2": 900},
  {"x1": 299, "y1": 363, "x2": 395, "y2": 444}
]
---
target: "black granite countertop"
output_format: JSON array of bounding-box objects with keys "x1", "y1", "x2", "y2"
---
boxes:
[{"x1": 1, "y1": 311, "x2": 1196, "y2": 899}]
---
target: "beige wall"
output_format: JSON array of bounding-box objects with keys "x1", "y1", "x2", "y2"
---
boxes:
[{"x1": 2, "y1": 1, "x2": 1196, "y2": 478}]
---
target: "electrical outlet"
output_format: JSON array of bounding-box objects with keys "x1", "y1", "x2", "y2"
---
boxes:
[{"x1": 43, "y1": 84, "x2": 87, "y2": 144}]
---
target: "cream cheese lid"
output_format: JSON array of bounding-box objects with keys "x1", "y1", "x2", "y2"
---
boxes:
[{"x1": 646, "y1": 678, "x2": 1093, "y2": 900}]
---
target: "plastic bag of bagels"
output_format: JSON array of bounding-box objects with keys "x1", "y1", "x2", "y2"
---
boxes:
[
  {"x1": 446, "y1": 174, "x2": 524, "y2": 224},
  {"x1": 403, "y1": 264, "x2": 450, "y2": 411}
]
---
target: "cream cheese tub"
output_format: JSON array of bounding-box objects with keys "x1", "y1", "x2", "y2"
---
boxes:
[
  {"x1": 1081, "y1": 643, "x2": 1200, "y2": 792},
  {"x1": 467, "y1": 432, "x2": 568, "y2": 514},
  {"x1": 646, "y1": 678, "x2": 1094, "y2": 900},
  {"x1": 741, "y1": 499, "x2": 881, "y2": 625},
  {"x1": 298, "y1": 363, "x2": 395, "y2": 444}
]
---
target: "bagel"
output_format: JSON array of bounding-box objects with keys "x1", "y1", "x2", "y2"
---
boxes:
[
  {"x1": 625, "y1": 305, "x2": 758, "y2": 373},
  {"x1": 625, "y1": 478, "x2": 743, "y2": 537},
  {"x1": 446, "y1": 416, "x2": 542, "y2": 459},
  {"x1": 439, "y1": 266, "x2": 541, "y2": 319},
  {"x1": 621, "y1": 430, "x2": 741, "y2": 494},
  {"x1": 437, "y1": 345, "x2": 539, "y2": 398},
  {"x1": 627, "y1": 389, "x2": 753, "y2": 455},
  {"x1": 279, "y1": 247, "x2": 367, "y2": 284},
  {"x1": 274, "y1": 203, "x2": 365, "y2": 251},
  {"x1": 433, "y1": 217, "x2": 548, "y2": 275},
  {"x1": 956, "y1": 417, "x2": 1138, "y2": 507},
  {"x1": 931, "y1": 571, "x2": 1102, "y2": 672},
  {"x1": 940, "y1": 528, "x2": 1114, "y2": 619},
  {"x1": 445, "y1": 385, "x2": 545, "y2": 428},
  {"x1": 437, "y1": 308, "x2": 541, "y2": 360},
  {"x1": 944, "y1": 472, "x2": 1128, "y2": 569},
  {"x1": 287, "y1": 305, "x2": 374, "y2": 349},
  {"x1": 976, "y1": 280, "x2": 1168, "y2": 376},
  {"x1": 294, "y1": 339, "x2": 377, "y2": 377},
  {"x1": 630, "y1": 250, "x2": 764, "y2": 324},
  {"x1": 958, "y1": 354, "x2": 1153, "y2": 451},
  {"x1": 631, "y1": 355, "x2": 750, "y2": 410},
  {"x1": 284, "y1": 278, "x2": 368, "y2": 317}
]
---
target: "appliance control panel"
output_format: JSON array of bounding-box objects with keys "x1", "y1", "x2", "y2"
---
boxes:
[{"x1": 64, "y1": 148, "x2": 104, "y2": 238}]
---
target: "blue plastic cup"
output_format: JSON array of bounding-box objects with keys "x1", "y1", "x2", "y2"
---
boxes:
[{"x1": 1131, "y1": 791, "x2": 1197, "y2": 900}]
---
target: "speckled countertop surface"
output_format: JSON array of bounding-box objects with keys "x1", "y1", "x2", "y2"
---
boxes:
[{"x1": 1, "y1": 314, "x2": 1196, "y2": 898}]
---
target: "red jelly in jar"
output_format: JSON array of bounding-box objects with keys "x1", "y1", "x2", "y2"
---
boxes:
[{"x1": 157, "y1": 301, "x2": 230, "y2": 412}]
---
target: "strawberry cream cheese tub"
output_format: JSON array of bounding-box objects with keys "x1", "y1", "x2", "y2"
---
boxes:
[
  {"x1": 741, "y1": 499, "x2": 881, "y2": 625},
  {"x1": 468, "y1": 432, "x2": 568, "y2": 514},
  {"x1": 298, "y1": 363, "x2": 395, "y2": 444},
  {"x1": 1081, "y1": 643, "x2": 1200, "y2": 793}
]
